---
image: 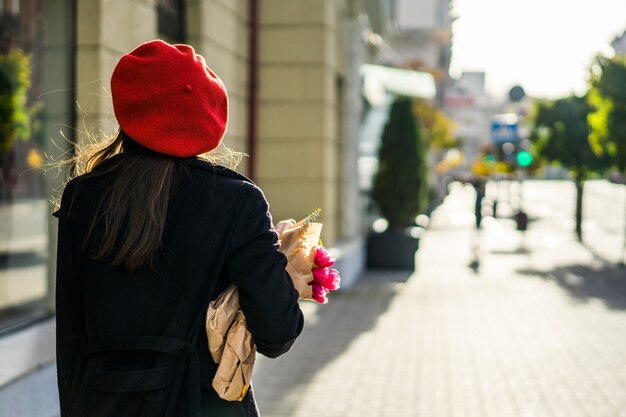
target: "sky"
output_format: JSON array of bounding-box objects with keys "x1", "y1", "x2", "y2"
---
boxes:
[{"x1": 449, "y1": 0, "x2": 626, "y2": 99}]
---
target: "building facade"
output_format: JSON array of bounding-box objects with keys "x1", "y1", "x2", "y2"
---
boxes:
[
  {"x1": 376, "y1": 0, "x2": 453, "y2": 104},
  {"x1": 0, "y1": 0, "x2": 376, "y2": 414}
]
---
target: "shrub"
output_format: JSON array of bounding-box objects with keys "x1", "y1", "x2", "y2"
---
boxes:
[{"x1": 371, "y1": 97, "x2": 428, "y2": 231}]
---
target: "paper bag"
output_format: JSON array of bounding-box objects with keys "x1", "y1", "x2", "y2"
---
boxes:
[
  {"x1": 206, "y1": 285, "x2": 241, "y2": 363},
  {"x1": 211, "y1": 310, "x2": 256, "y2": 401}
]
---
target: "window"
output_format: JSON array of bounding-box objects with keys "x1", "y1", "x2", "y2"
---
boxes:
[{"x1": 0, "y1": 0, "x2": 74, "y2": 331}]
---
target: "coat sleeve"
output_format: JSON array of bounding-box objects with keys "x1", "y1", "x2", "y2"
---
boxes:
[
  {"x1": 225, "y1": 185, "x2": 304, "y2": 358},
  {"x1": 55, "y1": 181, "x2": 86, "y2": 416}
]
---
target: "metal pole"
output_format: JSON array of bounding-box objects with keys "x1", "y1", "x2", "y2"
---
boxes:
[
  {"x1": 246, "y1": 0, "x2": 259, "y2": 181},
  {"x1": 622, "y1": 184, "x2": 626, "y2": 265}
]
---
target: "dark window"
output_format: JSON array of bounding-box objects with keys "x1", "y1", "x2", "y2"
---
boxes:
[
  {"x1": 158, "y1": 0, "x2": 185, "y2": 43},
  {"x1": 0, "y1": 0, "x2": 74, "y2": 332}
]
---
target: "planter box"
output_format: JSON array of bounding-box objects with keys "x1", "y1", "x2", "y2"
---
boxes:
[{"x1": 366, "y1": 230, "x2": 419, "y2": 270}]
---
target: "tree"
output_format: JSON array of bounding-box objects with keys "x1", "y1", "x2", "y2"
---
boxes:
[
  {"x1": 530, "y1": 95, "x2": 607, "y2": 241},
  {"x1": 412, "y1": 99, "x2": 458, "y2": 150},
  {"x1": 588, "y1": 54, "x2": 626, "y2": 173},
  {"x1": 372, "y1": 97, "x2": 428, "y2": 231},
  {"x1": 588, "y1": 54, "x2": 626, "y2": 263},
  {"x1": 0, "y1": 49, "x2": 32, "y2": 157}
]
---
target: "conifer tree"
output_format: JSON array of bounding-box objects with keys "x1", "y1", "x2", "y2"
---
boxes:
[{"x1": 372, "y1": 97, "x2": 428, "y2": 231}]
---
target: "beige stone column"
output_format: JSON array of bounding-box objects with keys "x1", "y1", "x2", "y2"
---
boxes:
[
  {"x1": 186, "y1": 0, "x2": 250, "y2": 166},
  {"x1": 257, "y1": 0, "x2": 343, "y2": 245},
  {"x1": 337, "y1": 0, "x2": 366, "y2": 241},
  {"x1": 75, "y1": 0, "x2": 158, "y2": 145}
]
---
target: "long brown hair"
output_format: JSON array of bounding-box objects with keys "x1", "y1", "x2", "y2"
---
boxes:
[
  {"x1": 55, "y1": 129, "x2": 244, "y2": 272},
  {"x1": 80, "y1": 131, "x2": 177, "y2": 271}
]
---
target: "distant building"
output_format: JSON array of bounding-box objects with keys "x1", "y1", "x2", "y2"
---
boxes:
[
  {"x1": 612, "y1": 29, "x2": 626, "y2": 54},
  {"x1": 375, "y1": 0, "x2": 453, "y2": 104},
  {"x1": 444, "y1": 72, "x2": 495, "y2": 169}
]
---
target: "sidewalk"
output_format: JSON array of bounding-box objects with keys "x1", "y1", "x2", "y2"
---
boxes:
[{"x1": 253, "y1": 182, "x2": 626, "y2": 417}]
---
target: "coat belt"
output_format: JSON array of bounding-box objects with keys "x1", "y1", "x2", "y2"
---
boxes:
[
  {"x1": 83, "y1": 335, "x2": 202, "y2": 417},
  {"x1": 83, "y1": 336, "x2": 193, "y2": 357}
]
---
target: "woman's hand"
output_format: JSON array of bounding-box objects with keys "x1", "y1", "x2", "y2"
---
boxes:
[{"x1": 286, "y1": 263, "x2": 313, "y2": 300}]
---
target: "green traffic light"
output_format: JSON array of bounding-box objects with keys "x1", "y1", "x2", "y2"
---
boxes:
[{"x1": 517, "y1": 150, "x2": 533, "y2": 167}]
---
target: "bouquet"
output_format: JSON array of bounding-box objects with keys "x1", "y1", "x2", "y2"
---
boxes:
[
  {"x1": 275, "y1": 210, "x2": 340, "y2": 303},
  {"x1": 206, "y1": 211, "x2": 340, "y2": 401}
]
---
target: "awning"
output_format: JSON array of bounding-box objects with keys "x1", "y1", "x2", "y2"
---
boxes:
[{"x1": 360, "y1": 64, "x2": 437, "y2": 105}]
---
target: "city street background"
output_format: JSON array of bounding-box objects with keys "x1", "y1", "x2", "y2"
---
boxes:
[
  {"x1": 254, "y1": 180, "x2": 626, "y2": 417},
  {"x1": 1, "y1": 1, "x2": 626, "y2": 415}
]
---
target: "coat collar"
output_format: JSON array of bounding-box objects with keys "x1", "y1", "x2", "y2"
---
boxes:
[
  {"x1": 184, "y1": 157, "x2": 254, "y2": 185},
  {"x1": 76, "y1": 152, "x2": 253, "y2": 185}
]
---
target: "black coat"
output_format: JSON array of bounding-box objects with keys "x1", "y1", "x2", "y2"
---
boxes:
[{"x1": 54, "y1": 156, "x2": 304, "y2": 417}]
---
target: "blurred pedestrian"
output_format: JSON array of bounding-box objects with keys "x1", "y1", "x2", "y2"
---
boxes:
[
  {"x1": 53, "y1": 40, "x2": 304, "y2": 417},
  {"x1": 472, "y1": 176, "x2": 486, "y2": 229}
]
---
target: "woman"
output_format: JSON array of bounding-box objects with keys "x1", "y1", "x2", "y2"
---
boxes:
[{"x1": 54, "y1": 40, "x2": 304, "y2": 417}]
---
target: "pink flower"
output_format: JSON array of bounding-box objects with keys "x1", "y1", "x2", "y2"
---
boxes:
[
  {"x1": 324, "y1": 269, "x2": 341, "y2": 291},
  {"x1": 311, "y1": 284, "x2": 329, "y2": 304},
  {"x1": 314, "y1": 246, "x2": 336, "y2": 268},
  {"x1": 312, "y1": 267, "x2": 329, "y2": 285},
  {"x1": 312, "y1": 266, "x2": 341, "y2": 292}
]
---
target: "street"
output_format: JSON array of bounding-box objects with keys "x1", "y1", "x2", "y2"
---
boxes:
[{"x1": 253, "y1": 180, "x2": 626, "y2": 417}]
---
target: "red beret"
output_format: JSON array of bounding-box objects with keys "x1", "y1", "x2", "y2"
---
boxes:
[{"x1": 111, "y1": 40, "x2": 228, "y2": 157}]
